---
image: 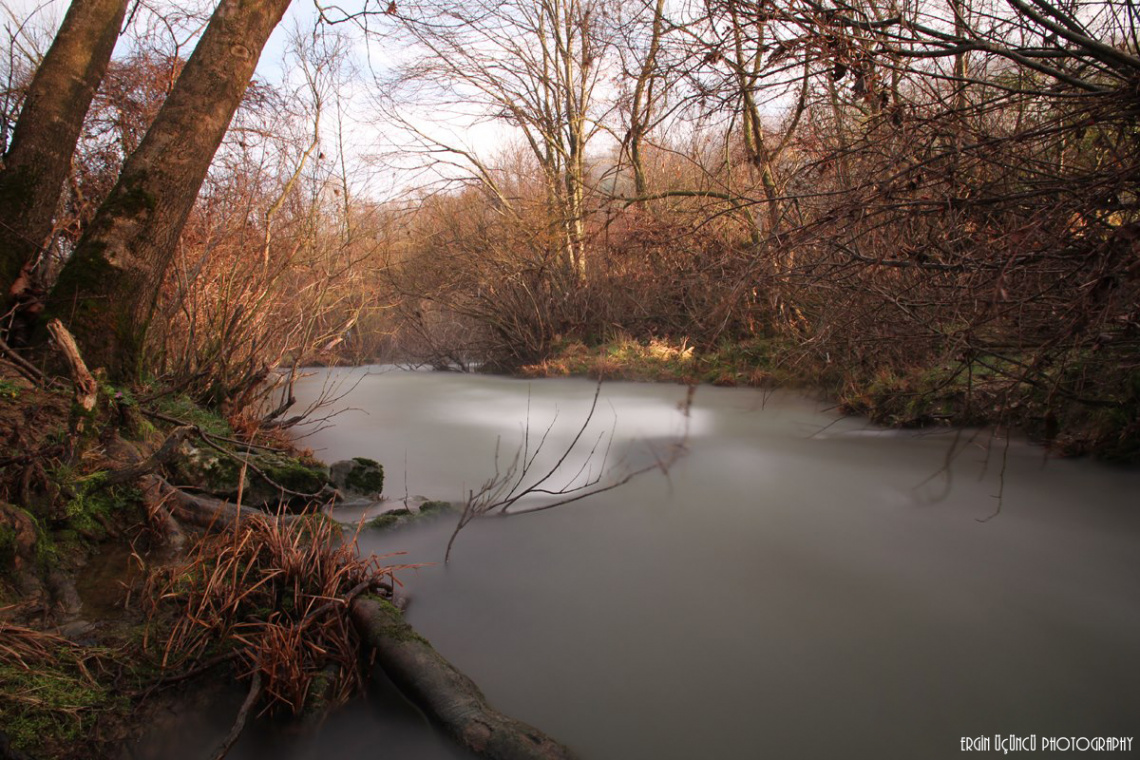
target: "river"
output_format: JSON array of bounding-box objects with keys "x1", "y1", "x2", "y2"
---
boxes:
[{"x1": 158, "y1": 368, "x2": 1140, "y2": 759}]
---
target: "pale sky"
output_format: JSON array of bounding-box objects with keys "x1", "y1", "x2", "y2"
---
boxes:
[{"x1": 0, "y1": 0, "x2": 323, "y2": 83}]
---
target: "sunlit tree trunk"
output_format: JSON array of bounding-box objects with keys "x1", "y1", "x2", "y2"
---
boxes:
[
  {"x1": 47, "y1": 0, "x2": 293, "y2": 379},
  {"x1": 0, "y1": 0, "x2": 129, "y2": 313}
]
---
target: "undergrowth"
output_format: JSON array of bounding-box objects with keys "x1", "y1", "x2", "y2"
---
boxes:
[
  {"x1": 141, "y1": 511, "x2": 409, "y2": 716},
  {"x1": 522, "y1": 335, "x2": 800, "y2": 387}
]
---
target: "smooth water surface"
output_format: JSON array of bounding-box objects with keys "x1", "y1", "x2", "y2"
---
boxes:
[{"x1": 214, "y1": 368, "x2": 1140, "y2": 759}]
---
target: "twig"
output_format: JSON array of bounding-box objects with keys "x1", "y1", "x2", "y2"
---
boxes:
[
  {"x1": 142, "y1": 650, "x2": 240, "y2": 691},
  {"x1": 140, "y1": 409, "x2": 327, "y2": 500},
  {"x1": 445, "y1": 383, "x2": 694, "y2": 562},
  {"x1": 301, "y1": 579, "x2": 374, "y2": 625},
  {"x1": 977, "y1": 431, "x2": 1011, "y2": 523},
  {"x1": 210, "y1": 670, "x2": 262, "y2": 760},
  {"x1": 141, "y1": 409, "x2": 284, "y2": 452},
  {"x1": 0, "y1": 333, "x2": 47, "y2": 387}
]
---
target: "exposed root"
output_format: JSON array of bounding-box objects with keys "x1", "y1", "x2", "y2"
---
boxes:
[
  {"x1": 102, "y1": 426, "x2": 195, "y2": 487},
  {"x1": 139, "y1": 475, "x2": 314, "y2": 532}
]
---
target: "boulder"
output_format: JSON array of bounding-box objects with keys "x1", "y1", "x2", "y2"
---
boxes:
[{"x1": 329, "y1": 457, "x2": 385, "y2": 498}]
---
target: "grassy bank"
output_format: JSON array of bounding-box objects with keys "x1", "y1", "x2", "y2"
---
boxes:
[{"x1": 520, "y1": 336, "x2": 1140, "y2": 464}]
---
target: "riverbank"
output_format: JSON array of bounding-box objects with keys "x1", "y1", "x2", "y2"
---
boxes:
[
  {"x1": 0, "y1": 357, "x2": 574, "y2": 760},
  {"x1": 0, "y1": 349, "x2": 383, "y2": 759},
  {"x1": 0, "y1": 367, "x2": 354, "y2": 759},
  {"x1": 518, "y1": 336, "x2": 1140, "y2": 464}
]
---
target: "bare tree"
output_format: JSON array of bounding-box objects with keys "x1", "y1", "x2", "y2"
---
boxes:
[{"x1": 376, "y1": 0, "x2": 619, "y2": 281}]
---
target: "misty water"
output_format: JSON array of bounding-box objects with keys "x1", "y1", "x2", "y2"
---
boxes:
[{"x1": 159, "y1": 367, "x2": 1140, "y2": 760}]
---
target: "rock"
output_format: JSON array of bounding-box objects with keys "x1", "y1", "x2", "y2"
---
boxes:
[
  {"x1": 329, "y1": 457, "x2": 384, "y2": 498},
  {"x1": 56, "y1": 619, "x2": 94, "y2": 639},
  {"x1": 364, "y1": 499, "x2": 456, "y2": 531}
]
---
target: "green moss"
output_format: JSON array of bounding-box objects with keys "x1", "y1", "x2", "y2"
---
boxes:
[
  {"x1": 361, "y1": 595, "x2": 430, "y2": 645},
  {"x1": 366, "y1": 509, "x2": 412, "y2": 531},
  {"x1": 367, "y1": 503, "x2": 452, "y2": 532},
  {"x1": 33, "y1": 524, "x2": 60, "y2": 571},
  {"x1": 57, "y1": 470, "x2": 143, "y2": 542},
  {"x1": 0, "y1": 661, "x2": 123, "y2": 757},
  {"x1": 0, "y1": 378, "x2": 21, "y2": 400},
  {"x1": 153, "y1": 394, "x2": 232, "y2": 436},
  {"x1": 367, "y1": 514, "x2": 400, "y2": 530},
  {"x1": 200, "y1": 455, "x2": 243, "y2": 492},
  {"x1": 262, "y1": 456, "x2": 329, "y2": 495},
  {"x1": 418, "y1": 500, "x2": 453, "y2": 515},
  {"x1": 345, "y1": 459, "x2": 384, "y2": 495},
  {"x1": 102, "y1": 174, "x2": 156, "y2": 218}
]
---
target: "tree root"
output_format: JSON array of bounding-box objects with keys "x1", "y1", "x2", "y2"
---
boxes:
[
  {"x1": 102, "y1": 425, "x2": 194, "y2": 486},
  {"x1": 139, "y1": 475, "x2": 314, "y2": 531},
  {"x1": 350, "y1": 596, "x2": 576, "y2": 760}
]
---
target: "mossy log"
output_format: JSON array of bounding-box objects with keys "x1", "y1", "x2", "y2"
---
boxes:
[{"x1": 350, "y1": 596, "x2": 576, "y2": 760}]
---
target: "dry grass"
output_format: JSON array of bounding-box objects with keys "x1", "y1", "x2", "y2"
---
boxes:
[{"x1": 142, "y1": 511, "x2": 408, "y2": 716}]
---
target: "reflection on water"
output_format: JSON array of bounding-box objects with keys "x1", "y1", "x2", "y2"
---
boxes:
[{"x1": 140, "y1": 368, "x2": 1140, "y2": 759}]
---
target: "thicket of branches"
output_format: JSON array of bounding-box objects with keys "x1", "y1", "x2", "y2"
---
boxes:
[
  {"x1": 357, "y1": 0, "x2": 1139, "y2": 456},
  {"x1": 2, "y1": 0, "x2": 1136, "y2": 455}
]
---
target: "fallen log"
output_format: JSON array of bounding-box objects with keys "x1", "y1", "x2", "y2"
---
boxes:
[{"x1": 350, "y1": 596, "x2": 576, "y2": 760}]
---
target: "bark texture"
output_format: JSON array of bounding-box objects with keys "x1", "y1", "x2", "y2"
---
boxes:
[
  {"x1": 0, "y1": 0, "x2": 128, "y2": 302},
  {"x1": 47, "y1": 0, "x2": 294, "y2": 379},
  {"x1": 350, "y1": 596, "x2": 577, "y2": 760}
]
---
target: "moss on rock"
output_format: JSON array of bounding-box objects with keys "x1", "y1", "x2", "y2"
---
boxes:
[{"x1": 330, "y1": 458, "x2": 384, "y2": 497}]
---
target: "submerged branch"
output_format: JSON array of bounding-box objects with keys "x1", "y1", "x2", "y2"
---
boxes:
[
  {"x1": 445, "y1": 384, "x2": 693, "y2": 562},
  {"x1": 350, "y1": 596, "x2": 576, "y2": 760},
  {"x1": 210, "y1": 671, "x2": 263, "y2": 760}
]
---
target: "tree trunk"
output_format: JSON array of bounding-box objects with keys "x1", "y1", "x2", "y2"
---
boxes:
[
  {"x1": 0, "y1": 0, "x2": 129, "y2": 311},
  {"x1": 46, "y1": 0, "x2": 294, "y2": 380},
  {"x1": 350, "y1": 596, "x2": 577, "y2": 760},
  {"x1": 626, "y1": 0, "x2": 665, "y2": 198}
]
